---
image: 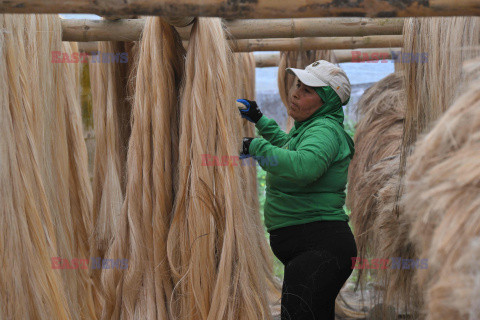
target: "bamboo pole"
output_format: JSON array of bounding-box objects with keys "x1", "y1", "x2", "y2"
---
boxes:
[
  {"x1": 229, "y1": 35, "x2": 402, "y2": 52},
  {"x1": 255, "y1": 53, "x2": 280, "y2": 68},
  {"x1": 61, "y1": 19, "x2": 144, "y2": 42},
  {"x1": 61, "y1": 18, "x2": 403, "y2": 42},
  {"x1": 1, "y1": 0, "x2": 479, "y2": 18},
  {"x1": 255, "y1": 49, "x2": 399, "y2": 67},
  {"x1": 76, "y1": 42, "x2": 399, "y2": 66},
  {"x1": 77, "y1": 38, "x2": 402, "y2": 52}
]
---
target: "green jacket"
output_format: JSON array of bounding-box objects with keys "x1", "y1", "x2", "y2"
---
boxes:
[{"x1": 249, "y1": 87, "x2": 355, "y2": 232}]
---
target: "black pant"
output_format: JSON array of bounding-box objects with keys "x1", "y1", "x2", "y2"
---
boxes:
[{"x1": 269, "y1": 220, "x2": 357, "y2": 320}]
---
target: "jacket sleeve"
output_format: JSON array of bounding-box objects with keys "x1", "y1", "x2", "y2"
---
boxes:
[
  {"x1": 254, "y1": 115, "x2": 289, "y2": 147},
  {"x1": 249, "y1": 124, "x2": 339, "y2": 186}
]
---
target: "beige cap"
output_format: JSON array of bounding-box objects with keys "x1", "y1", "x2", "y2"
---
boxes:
[{"x1": 287, "y1": 60, "x2": 351, "y2": 105}]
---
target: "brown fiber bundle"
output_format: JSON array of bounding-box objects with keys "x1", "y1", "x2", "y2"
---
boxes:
[
  {"x1": 371, "y1": 159, "x2": 422, "y2": 315},
  {"x1": 403, "y1": 58, "x2": 480, "y2": 320},
  {"x1": 278, "y1": 50, "x2": 337, "y2": 131},
  {"x1": 166, "y1": 18, "x2": 271, "y2": 320},
  {"x1": 89, "y1": 40, "x2": 137, "y2": 269},
  {"x1": 346, "y1": 73, "x2": 405, "y2": 287},
  {"x1": 0, "y1": 14, "x2": 96, "y2": 319},
  {"x1": 369, "y1": 17, "x2": 480, "y2": 316},
  {"x1": 101, "y1": 16, "x2": 184, "y2": 319}
]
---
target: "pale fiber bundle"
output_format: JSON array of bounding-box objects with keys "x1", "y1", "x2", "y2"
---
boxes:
[
  {"x1": 0, "y1": 14, "x2": 72, "y2": 319},
  {"x1": 233, "y1": 52, "x2": 259, "y2": 211},
  {"x1": 100, "y1": 17, "x2": 184, "y2": 320},
  {"x1": 242, "y1": 52, "x2": 260, "y2": 218},
  {"x1": 89, "y1": 40, "x2": 136, "y2": 263},
  {"x1": 0, "y1": 14, "x2": 96, "y2": 319},
  {"x1": 277, "y1": 50, "x2": 337, "y2": 131},
  {"x1": 396, "y1": 17, "x2": 480, "y2": 215},
  {"x1": 166, "y1": 18, "x2": 271, "y2": 320},
  {"x1": 62, "y1": 40, "x2": 98, "y2": 319},
  {"x1": 235, "y1": 52, "x2": 282, "y2": 307},
  {"x1": 403, "y1": 58, "x2": 480, "y2": 320},
  {"x1": 346, "y1": 73, "x2": 405, "y2": 287},
  {"x1": 45, "y1": 36, "x2": 96, "y2": 320},
  {"x1": 400, "y1": 17, "x2": 480, "y2": 151}
]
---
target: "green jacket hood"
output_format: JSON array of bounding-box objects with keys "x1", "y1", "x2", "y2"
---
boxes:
[{"x1": 293, "y1": 86, "x2": 355, "y2": 159}]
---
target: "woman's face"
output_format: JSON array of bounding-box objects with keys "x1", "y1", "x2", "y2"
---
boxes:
[{"x1": 288, "y1": 79, "x2": 323, "y2": 122}]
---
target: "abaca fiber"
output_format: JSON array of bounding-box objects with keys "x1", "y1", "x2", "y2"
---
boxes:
[
  {"x1": 395, "y1": 17, "x2": 480, "y2": 216},
  {"x1": 346, "y1": 72, "x2": 405, "y2": 289},
  {"x1": 100, "y1": 16, "x2": 184, "y2": 319},
  {"x1": 166, "y1": 17, "x2": 272, "y2": 320},
  {"x1": 0, "y1": 14, "x2": 96, "y2": 320},
  {"x1": 403, "y1": 57, "x2": 480, "y2": 320},
  {"x1": 89, "y1": 40, "x2": 137, "y2": 296}
]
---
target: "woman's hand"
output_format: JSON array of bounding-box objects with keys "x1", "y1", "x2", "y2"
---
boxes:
[
  {"x1": 237, "y1": 99, "x2": 263, "y2": 123},
  {"x1": 239, "y1": 137, "x2": 254, "y2": 159}
]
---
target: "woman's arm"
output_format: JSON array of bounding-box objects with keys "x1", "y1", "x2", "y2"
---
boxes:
[
  {"x1": 249, "y1": 124, "x2": 339, "y2": 186},
  {"x1": 255, "y1": 115, "x2": 290, "y2": 147}
]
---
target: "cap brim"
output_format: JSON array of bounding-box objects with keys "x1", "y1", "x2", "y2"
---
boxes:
[{"x1": 286, "y1": 68, "x2": 328, "y2": 87}]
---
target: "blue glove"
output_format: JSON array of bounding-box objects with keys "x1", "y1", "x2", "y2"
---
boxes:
[{"x1": 237, "y1": 99, "x2": 263, "y2": 123}]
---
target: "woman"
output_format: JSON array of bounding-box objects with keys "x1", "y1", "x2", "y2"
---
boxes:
[{"x1": 238, "y1": 60, "x2": 357, "y2": 320}]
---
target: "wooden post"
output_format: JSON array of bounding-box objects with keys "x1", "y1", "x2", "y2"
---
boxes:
[
  {"x1": 1, "y1": 0, "x2": 479, "y2": 18},
  {"x1": 61, "y1": 18, "x2": 403, "y2": 42}
]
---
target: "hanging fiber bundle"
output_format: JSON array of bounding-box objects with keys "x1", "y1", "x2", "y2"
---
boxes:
[
  {"x1": 166, "y1": 17, "x2": 272, "y2": 320},
  {"x1": 403, "y1": 57, "x2": 480, "y2": 320},
  {"x1": 235, "y1": 51, "x2": 282, "y2": 309},
  {"x1": 370, "y1": 17, "x2": 480, "y2": 317},
  {"x1": 395, "y1": 17, "x2": 480, "y2": 216},
  {"x1": 89, "y1": 40, "x2": 137, "y2": 276},
  {"x1": 0, "y1": 14, "x2": 96, "y2": 320},
  {"x1": 61, "y1": 40, "x2": 98, "y2": 319},
  {"x1": 0, "y1": 14, "x2": 72, "y2": 319},
  {"x1": 370, "y1": 158, "x2": 421, "y2": 315},
  {"x1": 100, "y1": 16, "x2": 185, "y2": 319},
  {"x1": 346, "y1": 72, "x2": 405, "y2": 288}
]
